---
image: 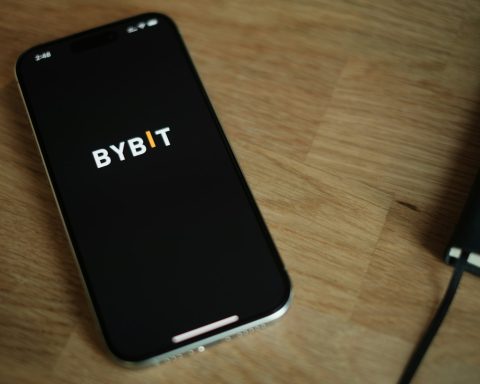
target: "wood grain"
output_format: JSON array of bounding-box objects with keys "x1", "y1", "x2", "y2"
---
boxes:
[{"x1": 1, "y1": 1, "x2": 480, "y2": 383}]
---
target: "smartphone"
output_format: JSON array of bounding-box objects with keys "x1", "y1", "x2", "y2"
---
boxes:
[{"x1": 15, "y1": 13, "x2": 291, "y2": 366}]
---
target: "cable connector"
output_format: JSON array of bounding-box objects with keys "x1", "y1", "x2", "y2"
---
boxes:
[{"x1": 444, "y1": 170, "x2": 480, "y2": 275}]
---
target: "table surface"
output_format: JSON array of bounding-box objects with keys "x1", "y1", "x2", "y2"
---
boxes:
[{"x1": 1, "y1": 1, "x2": 480, "y2": 383}]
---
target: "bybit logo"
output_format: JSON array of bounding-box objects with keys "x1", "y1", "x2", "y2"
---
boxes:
[{"x1": 92, "y1": 127, "x2": 172, "y2": 168}]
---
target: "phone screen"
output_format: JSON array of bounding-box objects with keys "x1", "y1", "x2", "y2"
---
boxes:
[{"x1": 16, "y1": 14, "x2": 290, "y2": 362}]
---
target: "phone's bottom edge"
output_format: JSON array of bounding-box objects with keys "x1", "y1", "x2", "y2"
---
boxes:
[{"x1": 109, "y1": 289, "x2": 293, "y2": 368}]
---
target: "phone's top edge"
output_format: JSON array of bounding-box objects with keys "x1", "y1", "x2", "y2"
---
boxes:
[{"x1": 15, "y1": 12, "x2": 176, "y2": 79}]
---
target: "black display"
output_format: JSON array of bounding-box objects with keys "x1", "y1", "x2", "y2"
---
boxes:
[{"x1": 16, "y1": 13, "x2": 290, "y2": 363}]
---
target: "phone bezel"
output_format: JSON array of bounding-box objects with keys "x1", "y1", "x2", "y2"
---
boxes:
[{"x1": 15, "y1": 12, "x2": 292, "y2": 366}]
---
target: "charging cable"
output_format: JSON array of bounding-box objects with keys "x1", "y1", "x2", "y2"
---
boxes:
[
  {"x1": 399, "y1": 250, "x2": 469, "y2": 383},
  {"x1": 399, "y1": 171, "x2": 480, "y2": 383}
]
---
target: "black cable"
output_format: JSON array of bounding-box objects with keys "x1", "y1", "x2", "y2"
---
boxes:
[{"x1": 398, "y1": 250, "x2": 469, "y2": 384}]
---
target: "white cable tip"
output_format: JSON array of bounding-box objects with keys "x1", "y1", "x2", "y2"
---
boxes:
[{"x1": 448, "y1": 247, "x2": 480, "y2": 268}]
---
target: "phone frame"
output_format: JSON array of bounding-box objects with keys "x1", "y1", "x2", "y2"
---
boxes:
[{"x1": 15, "y1": 12, "x2": 292, "y2": 366}]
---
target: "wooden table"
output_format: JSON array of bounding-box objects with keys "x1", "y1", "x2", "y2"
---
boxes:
[{"x1": 1, "y1": 1, "x2": 480, "y2": 383}]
